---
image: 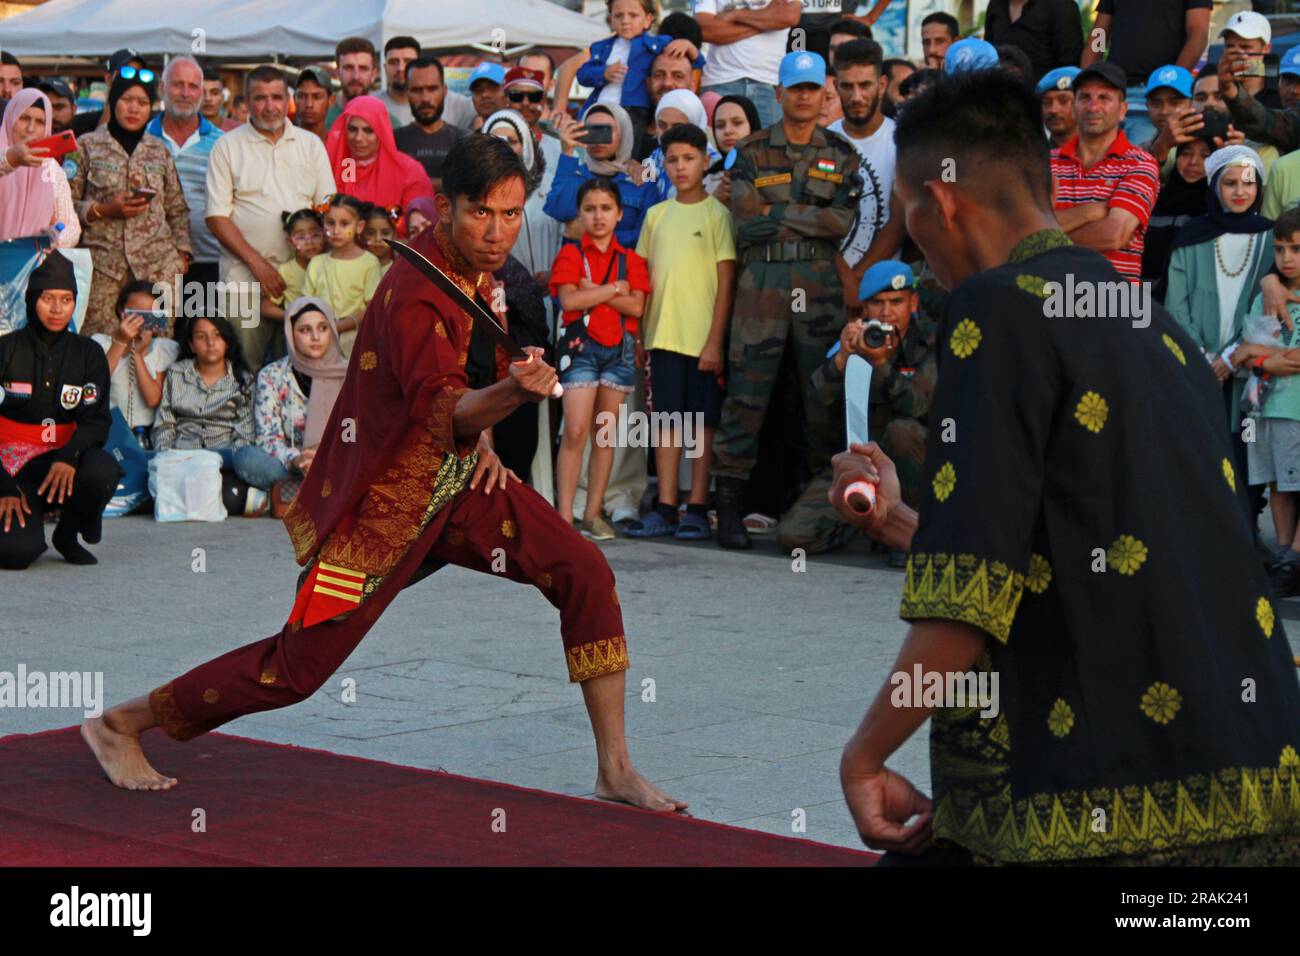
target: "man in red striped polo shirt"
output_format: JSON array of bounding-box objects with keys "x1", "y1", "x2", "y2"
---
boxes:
[{"x1": 1050, "y1": 62, "x2": 1160, "y2": 282}]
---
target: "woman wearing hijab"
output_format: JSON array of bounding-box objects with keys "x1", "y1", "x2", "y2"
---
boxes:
[
  {"x1": 405, "y1": 196, "x2": 437, "y2": 239},
  {"x1": 484, "y1": 108, "x2": 564, "y2": 286},
  {"x1": 0, "y1": 251, "x2": 123, "y2": 568},
  {"x1": 645, "y1": 89, "x2": 722, "y2": 202},
  {"x1": 710, "y1": 94, "x2": 762, "y2": 206},
  {"x1": 326, "y1": 95, "x2": 433, "y2": 231},
  {"x1": 1142, "y1": 138, "x2": 1211, "y2": 300},
  {"x1": 544, "y1": 102, "x2": 660, "y2": 248},
  {"x1": 0, "y1": 89, "x2": 81, "y2": 247},
  {"x1": 1166, "y1": 145, "x2": 1274, "y2": 513},
  {"x1": 249, "y1": 296, "x2": 349, "y2": 514},
  {"x1": 68, "y1": 68, "x2": 191, "y2": 337}
]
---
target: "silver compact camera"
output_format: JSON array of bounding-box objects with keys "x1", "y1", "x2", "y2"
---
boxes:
[{"x1": 863, "y1": 320, "x2": 898, "y2": 349}]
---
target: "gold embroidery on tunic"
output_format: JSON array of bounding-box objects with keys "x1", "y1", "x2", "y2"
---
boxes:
[
  {"x1": 566, "y1": 635, "x2": 630, "y2": 682},
  {"x1": 901, "y1": 552, "x2": 1026, "y2": 644}
]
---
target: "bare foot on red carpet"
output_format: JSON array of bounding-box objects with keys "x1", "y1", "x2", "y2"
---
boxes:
[
  {"x1": 596, "y1": 766, "x2": 688, "y2": 812},
  {"x1": 82, "y1": 714, "x2": 177, "y2": 791}
]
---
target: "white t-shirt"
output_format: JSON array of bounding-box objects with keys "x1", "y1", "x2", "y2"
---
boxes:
[
  {"x1": 91, "y1": 336, "x2": 181, "y2": 429},
  {"x1": 444, "y1": 90, "x2": 478, "y2": 130},
  {"x1": 828, "y1": 116, "x2": 896, "y2": 268},
  {"x1": 695, "y1": 0, "x2": 791, "y2": 87},
  {"x1": 597, "y1": 37, "x2": 633, "y2": 106},
  {"x1": 1214, "y1": 232, "x2": 1255, "y2": 352}
]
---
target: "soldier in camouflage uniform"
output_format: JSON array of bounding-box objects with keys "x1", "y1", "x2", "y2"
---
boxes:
[
  {"x1": 780, "y1": 261, "x2": 936, "y2": 557},
  {"x1": 715, "y1": 50, "x2": 863, "y2": 549},
  {"x1": 67, "y1": 71, "x2": 191, "y2": 338}
]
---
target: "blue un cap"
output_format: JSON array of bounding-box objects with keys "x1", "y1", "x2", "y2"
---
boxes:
[
  {"x1": 468, "y1": 62, "x2": 506, "y2": 89},
  {"x1": 1145, "y1": 64, "x2": 1193, "y2": 99},
  {"x1": 1035, "y1": 66, "x2": 1080, "y2": 98},
  {"x1": 859, "y1": 261, "x2": 916, "y2": 302},
  {"x1": 1282, "y1": 47, "x2": 1300, "y2": 79},
  {"x1": 779, "y1": 50, "x2": 826, "y2": 89},
  {"x1": 945, "y1": 38, "x2": 999, "y2": 74}
]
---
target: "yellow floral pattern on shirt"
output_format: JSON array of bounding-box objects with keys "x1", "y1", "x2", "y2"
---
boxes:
[
  {"x1": 1258, "y1": 597, "x2": 1275, "y2": 638},
  {"x1": 1141, "y1": 681, "x2": 1181, "y2": 724},
  {"x1": 1074, "y1": 391, "x2": 1108, "y2": 433},
  {"x1": 900, "y1": 552, "x2": 1026, "y2": 644},
  {"x1": 1162, "y1": 333, "x2": 1186, "y2": 365},
  {"x1": 1223, "y1": 457, "x2": 1236, "y2": 491},
  {"x1": 933, "y1": 461, "x2": 956, "y2": 502},
  {"x1": 1282, "y1": 745, "x2": 1299, "y2": 768},
  {"x1": 950, "y1": 318, "x2": 982, "y2": 359},
  {"x1": 1026, "y1": 553, "x2": 1052, "y2": 594},
  {"x1": 1108, "y1": 534, "x2": 1148, "y2": 575},
  {"x1": 1015, "y1": 274, "x2": 1051, "y2": 299},
  {"x1": 1048, "y1": 698, "x2": 1074, "y2": 738}
]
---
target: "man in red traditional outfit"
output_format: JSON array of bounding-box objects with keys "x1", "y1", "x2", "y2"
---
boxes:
[{"x1": 84, "y1": 135, "x2": 687, "y2": 813}]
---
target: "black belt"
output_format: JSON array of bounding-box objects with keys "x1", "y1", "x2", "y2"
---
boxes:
[{"x1": 742, "y1": 239, "x2": 839, "y2": 263}]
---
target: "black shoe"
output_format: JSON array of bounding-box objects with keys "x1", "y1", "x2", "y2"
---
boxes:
[
  {"x1": 714, "y1": 477, "x2": 752, "y2": 550},
  {"x1": 1269, "y1": 560, "x2": 1300, "y2": 598}
]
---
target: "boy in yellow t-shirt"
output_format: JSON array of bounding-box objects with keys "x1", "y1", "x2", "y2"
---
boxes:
[{"x1": 628, "y1": 123, "x2": 736, "y2": 540}]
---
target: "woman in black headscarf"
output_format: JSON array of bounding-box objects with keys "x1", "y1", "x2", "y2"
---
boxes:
[
  {"x1": 1143, "y1": 138, "x2": 1212, "y2": 301},
  {"x1": 0, "y1": 251, "x2": 123, "y2": 568},
  {"x1": 67, "y1": 66, "x2": 192, "y2": 338}
]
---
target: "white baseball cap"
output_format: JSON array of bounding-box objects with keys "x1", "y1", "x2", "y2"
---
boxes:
[{"x1": 1221, "y1": 11, "x2": 1271, "y2": 44}]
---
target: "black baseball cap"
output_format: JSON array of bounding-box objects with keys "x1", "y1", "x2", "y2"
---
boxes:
[
  {"x1": 107, "y1": 48, "x2": 144, "y2": 72},
  {"x1": 1073, "y1": 61, "x2": 1127, "y2": 97},
  {"x1": 38, "y1": 80, "x2": 75, "y2": 102}
]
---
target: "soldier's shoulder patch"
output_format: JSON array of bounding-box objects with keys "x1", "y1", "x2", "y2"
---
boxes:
[{"x1": 754, "y1": 172, "x2": 793, "y2": 188}]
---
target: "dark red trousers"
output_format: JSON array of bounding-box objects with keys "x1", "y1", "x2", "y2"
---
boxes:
[{"x1": 149, "y1": 479, "x2": 628, "y2": 741}]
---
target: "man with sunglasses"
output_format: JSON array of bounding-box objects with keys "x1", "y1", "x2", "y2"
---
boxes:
[
  {"x1": 394, "y1": 54, "x2": 468, "y2": 193},
  {"x1": 72, "y1": 50, "x2": 149, "y2": 138},
  {"x1": 502, "y1": 66, "x2": 560, "y2": 198}
]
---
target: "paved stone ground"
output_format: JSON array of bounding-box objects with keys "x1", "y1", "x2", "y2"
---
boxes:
[{"x1": 4, "y1": 513, "x2": 1299, "y2": 851}]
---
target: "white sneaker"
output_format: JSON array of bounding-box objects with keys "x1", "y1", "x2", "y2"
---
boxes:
[
  {"x1": 244, "y1": 487, "x2": 269, "y2": 517},
  {"x1": 610, "y1": 503, "x2": 640, "y2": 524}
]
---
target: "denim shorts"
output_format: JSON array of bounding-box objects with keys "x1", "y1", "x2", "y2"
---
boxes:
[{"x1": 557, "y1": 325, "x2": 637, "y2": 393}]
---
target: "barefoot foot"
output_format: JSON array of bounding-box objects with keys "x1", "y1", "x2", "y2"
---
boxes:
[
  {"x1": 81, "y1": 714, "x2": 177, "y2": 791},
  {"x1": 596, "y1": 765, "x2": 688, "y2": 812}
]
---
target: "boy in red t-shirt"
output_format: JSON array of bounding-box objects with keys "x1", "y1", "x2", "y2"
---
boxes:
[{"x1": 549, "y1": 177, "x2": 651, "y2": 540}]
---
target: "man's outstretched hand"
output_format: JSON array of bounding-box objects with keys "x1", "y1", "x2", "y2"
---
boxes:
[
  {"x1": 509, "y1": 346, "x2": 560, "y2": 401},
  {"x1": 470, "y1": 434, "x2": 518, "y2": 495},
  {"x1": 841, "y1": 764, "x2": 933, "y2": 855},
  {"x1": 829, "y1": 441, "x2": 900, "y2": 536}
]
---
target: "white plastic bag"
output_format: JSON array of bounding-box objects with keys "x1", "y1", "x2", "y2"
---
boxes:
[{"x1": 148, "y1": 449, "x2": 227, "y2": 522}]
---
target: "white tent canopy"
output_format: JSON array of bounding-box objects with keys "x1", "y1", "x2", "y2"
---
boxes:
[{"x1": 0, "y1": 0, "x2": 605, "y2": 58}]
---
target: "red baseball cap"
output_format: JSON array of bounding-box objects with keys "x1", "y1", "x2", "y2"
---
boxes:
[{"x1": 504, "y1": 67, "x2": 545, "y2": 92}]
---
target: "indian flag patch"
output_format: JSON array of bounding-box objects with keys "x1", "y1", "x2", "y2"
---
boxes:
[{"x1": 816, "y1": 159, "x2": 836, "y2": 174}]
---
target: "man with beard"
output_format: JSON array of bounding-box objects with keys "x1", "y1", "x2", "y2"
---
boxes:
[
  {"x1": 200, "y1": 66, "x2": 228, "y2": 128},
  {"x1": 502, "y1": 66, "x2": 559, "y2": 197},
  {"x1": 832, "y1": 67, "x2": 1300, "y2": 866},
  {"x1": 325, "y1": 37, "x2": 399, "y2": 132},
  {"x1": 147, "y1": 55, "x2": 225, "y2": 287},
  {"x1": 828, "y1": 40, "x2": 899, "y2": 299},
  {"x1": 205, "y1": 67, "x2": 335, "y2": 364},
  {"x1": 37, "y1": 80, "x2": 77, "y2": 134},
  {"x1": 374, "y1": 35, "x2": 420, "y2": 127},
  {"x1": 880, "y1": 59, "x2": 914, "y2": 120},
  {"x1": 83, "y1": 135, "x2": 688, "y2": 820},
  {"x1": 1036, "y1": 66, "x2": 1079, "y2": 148},
  {"x1": 394, "y1": 55, "x2": 468, "y2": 193},
  {"x1": 293, "y1": 65, "x2": 335, "y2": 142}
]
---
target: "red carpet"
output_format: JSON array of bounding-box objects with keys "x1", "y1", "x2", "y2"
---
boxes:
[{"x1": 0, "y1": 727, "x2": 877, "y2": 866}]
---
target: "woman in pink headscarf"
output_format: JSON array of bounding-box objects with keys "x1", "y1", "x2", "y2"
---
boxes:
[
  {"x1": 325, "y1": 95, "x2": 432, "y2": 235},
  {"x1": 0, "y1": 89, "x2": 81, "y2": 247}
]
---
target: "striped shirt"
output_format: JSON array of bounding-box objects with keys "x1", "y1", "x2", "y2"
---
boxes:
[
  {"x1": 152, "y1": 358, "x2": 254, "y2": 452},
  {"x1": 147, "y1": 114, "x2": 225, "y2": 264},
  {"x1": 1051, "y1": 130, "x2": 1160, "y2": 282}
]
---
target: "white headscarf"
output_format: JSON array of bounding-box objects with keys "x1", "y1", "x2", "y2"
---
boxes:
[
  {"x1": 655, "y1": 89, "x2": 709, "y2": 132},
  {"x1": 483, "y1": 108, "x2": 541, "y2": 195},
  {"x1": 1205, "y1": 144, "x2": 1266, "y2": 190}
]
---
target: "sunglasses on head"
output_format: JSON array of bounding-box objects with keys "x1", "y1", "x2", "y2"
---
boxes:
[
  {"x1": 507, "y1": 90, "x2": 544, "y2": 104},
  {"x1": 119, "y1": 66, "x2": 156, "y2": 84}
]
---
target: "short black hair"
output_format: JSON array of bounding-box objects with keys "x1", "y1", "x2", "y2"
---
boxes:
[
  {"x1": 441, "y1": 134, "x2": 527, "y2": 205},
  {"x1": 894, "y1": 67, "x2": 1051, "y2": 209},
  {"x1": 996, "y1": 44, "x2": 1033, "y2": 81},
  {"x1": 385, "y1": 36, "x2": 420, "y2": 56},
  {"x1": 202, "y1": 65, "x2": 221, "y2": 83},
  {"x1": 658, "y1": 12, "x2": 703, "y2": 49},
  {"x1": 244, "y1": 66, "x2": 286, "y2": 96},
  {"x1": 660, "y1": 122, "x2": 708, "y2": 155},
  {"x1": 898, "y1": 67, "x2": 940, "y2": 98},
  {"x1": 1276, "y1": 207, "x2": 1300, "y2": 242},
  {"x1": 577, "y1": 176, "x2": 623, "y2": 211},
  {"x1": 833, "y1": 38, "x2": 884, "y2": 75},
  {"x1": 883, "y1": 58, "x2": 914, "y2": 75},
  {"x1": 828, "y1": 18, "x2": 872, "y2": 40},
  {"x1": 115, "y1": 279, "x2": 159, "y2": 316},
  {"x1": 336, "y1": 37, "x2": 377, "y2": 64},
  {"x1": 922, "y1": 12, "x2": 960, "y2": 39},
  {"x1": 0, "y1": 51, "x2": 21, "y2": 69},
  {"x1": 408, "y1": 53, "x2": 445, "y2": 81}
]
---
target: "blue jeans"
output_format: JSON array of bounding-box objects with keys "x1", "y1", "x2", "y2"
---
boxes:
[
  {"x1": 702, "y1": 79, "x2": 781, "y2": 129},
  {"x1": 149, "y1": 446, "x2": 290, "y2": 489}
]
